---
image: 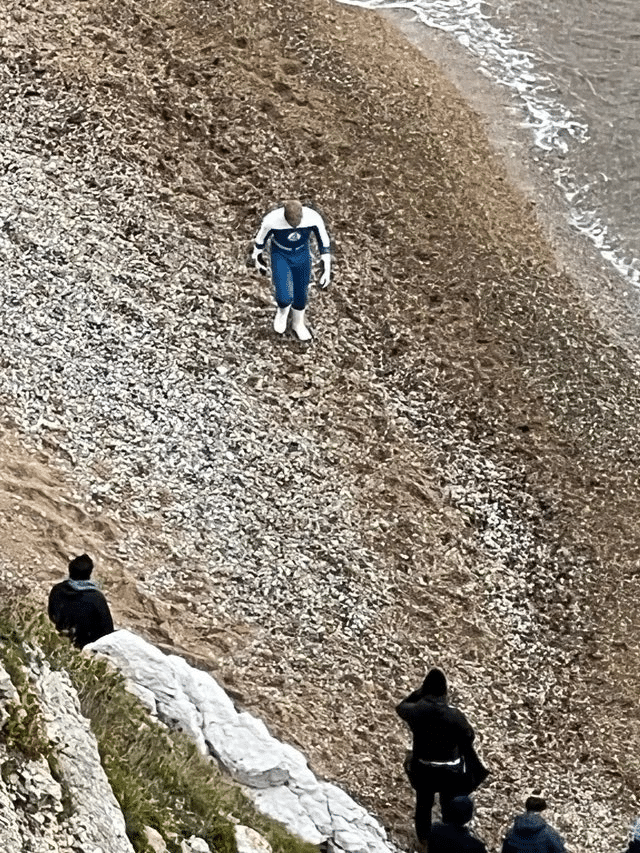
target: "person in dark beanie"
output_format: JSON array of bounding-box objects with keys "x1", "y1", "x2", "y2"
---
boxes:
[
  {"x1": 428, "y1": 795, "x2": 488, "y2": 853},
  {"x1": 396, "y1": 668, "x2": 488, "y2": 847},
  {"x1": 48, "y1": 554, "x2": 114, "y2": 648},
  {"x1": 501, "y1": 795, "x2": 566, "y2": 853}
]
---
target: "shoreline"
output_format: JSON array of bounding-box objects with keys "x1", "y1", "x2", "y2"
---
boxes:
[{"x1": 377, "y1": 5, "x2": 640, "y2": 356}]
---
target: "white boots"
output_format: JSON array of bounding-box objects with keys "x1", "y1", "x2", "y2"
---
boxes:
[
  {"x1": 273, "y1": 306, "x2": 311, "y2": 340},
  {"x1": 273, "y1": 305, "x2": 291, "y2": 334},
  {"x1": 291, "y1": 308, "x2": 311, "y2": 341}
]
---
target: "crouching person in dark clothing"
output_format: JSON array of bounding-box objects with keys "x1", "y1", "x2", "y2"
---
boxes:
[
  {"x1": 502, "y1": 796, "x2": 566, "y2": 853},
  {"x1": 396, "y1": 668, "x2": 489, "y2": 848},
  {"x1": 48, "y1": 554, "x2": 114, "y2": 648},
  {"x1": 428, "y1": 795, "x2": 488, "y2": 853}
]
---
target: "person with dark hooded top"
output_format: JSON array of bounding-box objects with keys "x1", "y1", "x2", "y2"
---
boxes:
[
  {"x1": 501, "y1": 796, "x2": 566, "y2": 853},
  {"x1": 396, "y1": 668, "x2": 489, "y2": 846},
  {"x1": 428, "y1": 795, "x2": 488, "y2": 853},
  {"x1": 48, "y1": 554, "x2": 114, "y2": 648}
]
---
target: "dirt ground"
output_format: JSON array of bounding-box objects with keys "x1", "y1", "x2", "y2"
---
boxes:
[{"x1": 2, "y1": 0, "x2": 640, "y2": 850}]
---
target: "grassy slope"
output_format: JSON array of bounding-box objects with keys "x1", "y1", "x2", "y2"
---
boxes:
[{"x1": 0, "y1": 603, "x2": 318, "y2": 853}]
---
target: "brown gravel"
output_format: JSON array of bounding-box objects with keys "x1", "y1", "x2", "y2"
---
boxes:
[{"x1": 1, "y1": 0, "x2": 640, "y2": 851}]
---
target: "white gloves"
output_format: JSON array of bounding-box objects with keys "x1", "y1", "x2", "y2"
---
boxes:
[
  {"x1": 252, "y1": 245, "x2": 267, "y2": 275},
  {"x1": 318, "y1": 254, "x2": 331, "y2": 289}
]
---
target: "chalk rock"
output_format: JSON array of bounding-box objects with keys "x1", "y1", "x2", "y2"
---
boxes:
[
  {"x1": 0, "y1": 664, "x2": 67, "y2": 853},
  {"x1": 0, "y1": 661, "x2": 19, "y2": 729},
  {"x1": 0, "y1": 758, "x2": 23, "y2": 853},
  {"x1": 32, "y1": 660, "x2": 135, "y2": 853},
  {"x1": 235, "y1": 825, "x2": 273, "y2": 853},
  {"x1": 181, "y1": 836, "x2": 211, "y2": 853},
  {"x1": 126, "y1": 679, "x2": 158, "y2": 715},
  {"x1": 145, "y1": 825, "x2": 168, "y2": 853},
  {"x1": 87, "y1": 630, "x2": 397, "y2": 853}
]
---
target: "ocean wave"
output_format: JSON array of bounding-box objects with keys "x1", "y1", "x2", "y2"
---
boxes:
[{"x1": 336, "y1": 0, "x2": 640, "y2": 287}]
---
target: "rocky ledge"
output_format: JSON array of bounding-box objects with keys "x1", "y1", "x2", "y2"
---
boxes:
[{"x1": 88, "y1": 629, "x2": 397, "y2": 853}]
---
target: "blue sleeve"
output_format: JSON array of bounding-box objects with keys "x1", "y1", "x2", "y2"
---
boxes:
[{"x1": 312, "y1": 221, "x2": 330, "y2": 253}]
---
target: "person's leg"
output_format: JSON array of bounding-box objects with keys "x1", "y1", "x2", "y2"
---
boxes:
[
  {"x1": 291, "y1": 252, "x2": 311, "y2": 310},
  {"x1": 290, "y1": 252, "x2": 312, "y2": 341},
  {"x1": 414, "y1": 787, "x2": 434, "y2": 846},
  {"x1": 438, "y1": 767, "x2": 466, "y2": 824},
  {"x1": 270, "y1": 250, "x2": 293, "y2": 333}
]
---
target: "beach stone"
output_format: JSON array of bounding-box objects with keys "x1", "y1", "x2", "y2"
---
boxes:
[{"x1": 235, "y1": 825, "x2": 273, "y2": 853}]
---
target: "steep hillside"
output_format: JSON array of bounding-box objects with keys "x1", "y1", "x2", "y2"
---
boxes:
[
  {"x1": 0, "y1": 0, "x2": 639, "y2": 850},
  {"x1": 0, "y1": 605, "x2": 319, "y2": 853}
]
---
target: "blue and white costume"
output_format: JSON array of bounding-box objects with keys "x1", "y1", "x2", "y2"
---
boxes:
[{"x1": 254, "y1": 206, "x2": 331, "y2": 311}]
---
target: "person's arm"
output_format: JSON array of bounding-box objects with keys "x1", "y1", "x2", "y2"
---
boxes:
[
  {"x1": 48, "y1": 586, "x2": 61, "y2": 625},
  {"x1": 453, "y1": 707, "x2": 476, "y2": 745},
  {"x1": 100, "y1": 598, "x2": 115, "y2": 636},
  {"x1": 252, "y1": 213, "x2": 272, "y2": 274},
  {"x1": 311, "y1": 214, "x2": 331, "y2": 288},
  {"x1": 501, "y1": 837, "x2": 514, "y2": 853},
  {"x1": 318, "y1": 253, "x2": 331, "y2": 288},
  {"x1": 547, "y1": 827, "x2": 567, "y2": 853},
  {"x1": 396, "y1": 688, "x2": 426, "y2": 722}
]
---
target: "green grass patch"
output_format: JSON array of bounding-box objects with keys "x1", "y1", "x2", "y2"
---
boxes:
[{"x1": 0, "y1": 600, "x2": 319, "y2": 853}]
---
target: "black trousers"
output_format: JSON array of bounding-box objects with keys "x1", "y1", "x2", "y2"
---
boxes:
[{"x1": 414, "y1": 787, "x2": 458, "y2": 842}]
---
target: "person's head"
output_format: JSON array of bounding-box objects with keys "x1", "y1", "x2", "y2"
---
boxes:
[
  {"x1": 446, "y1": 795, "x2": 474, "y2": 826},
  {"x1": 68, "y1": 553, "x2": 94, "y2": 580},
  {"x1": 284, "y1": 199, "x2": 303, "y2": 227},
  {"x1": 422, "y1": 667, "x2": 447, "y2": 696},
  {"x1": 525, "y1": 796, "x2": 547, "y2": 813}
]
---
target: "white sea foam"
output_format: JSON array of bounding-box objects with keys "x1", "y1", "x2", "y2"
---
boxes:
[{"x1": 336, "y1": 0, "x2": 640, "y2": 286}]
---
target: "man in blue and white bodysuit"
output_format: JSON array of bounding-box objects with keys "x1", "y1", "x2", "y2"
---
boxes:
[{"x1": 252, "y1": 200, "x2": 331, "y2": 341}]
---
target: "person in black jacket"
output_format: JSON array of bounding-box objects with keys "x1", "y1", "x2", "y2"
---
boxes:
[
  {"x1": 48, "y1": 554, "x2": 114, "y2": 648},
  {"x1": 428, "y1": 795, "x2": 488, "y2": 853},
  {"x1": 396, "y1": 668, "x2": 488, "y2": 846},
  {"x1": 501, "y1": 796, "x2": 566, "y2": 853}
]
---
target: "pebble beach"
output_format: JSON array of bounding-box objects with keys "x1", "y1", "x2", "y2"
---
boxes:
[{"x1": 1, "y1": 0, "x2": 640, "y2": 850}]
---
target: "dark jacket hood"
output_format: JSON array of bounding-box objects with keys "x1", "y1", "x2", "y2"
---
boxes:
[
  {"x1": 58, "y1": 579, "x2": 99, "y2": 598},
  {"x1": 447, "y1": 795, "x2": 474, "y2": 825},
  {"x1": 421, "y1": 668, "x2": 448, "y2": 696},
  {"x1": 512, "y1": 813, "x2": 547, "y2": 837}
]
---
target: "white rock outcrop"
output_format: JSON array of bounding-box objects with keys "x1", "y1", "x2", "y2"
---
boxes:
[
  {"x1": 0, "y1": 658, "x2": 134, "y2": 853},
  {"x1": 0, "y1": 660, "x2": 19, "y2": 728},
  {"x1": 88, "y1": 630, "x2": 397, "y2": 853},
  {"x1": 32, "y1": 660, "x2": 135, "y2": 853}
]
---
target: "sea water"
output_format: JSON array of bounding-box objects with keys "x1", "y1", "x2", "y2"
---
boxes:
[{"x1": 337, "y1": 0, "x2": 640, "y2": 285}]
